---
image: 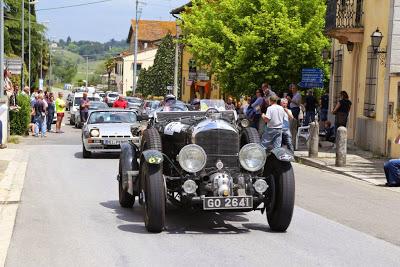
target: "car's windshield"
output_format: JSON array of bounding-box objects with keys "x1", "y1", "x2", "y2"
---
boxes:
[
  {"x1": 127, "y1": 98, "x2": 142, "y2": 105},
  {"x1": 74, "y1": 97, "x2": 101, "y2": 106},
  {"x1": 145, "y1": 101, "x2": 160, "y2": 110},
  {"x1": 89, "y1": 102, "x2": 108, "y2": 110},
  {"x1": 107, "y1": 93, "x2": 119, "y2": 98},
  {"x1": 200, "y1": 99, "x2": 226, "y2": 111},
  {"x1": 88, "y1": 111, "x2": 137, "y2": 124},
  {"x1": 162, "y1": 100, "x2": 188, "y2": 112}
]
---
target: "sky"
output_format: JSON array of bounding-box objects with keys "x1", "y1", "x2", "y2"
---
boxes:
[{"x1": 35, "y1": 0, "x2": 188, "y2": 42}]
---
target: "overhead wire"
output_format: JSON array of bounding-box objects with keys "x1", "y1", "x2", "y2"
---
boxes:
[{"x1": 36, "y1": 0, "x2": 113, "y2": 12}]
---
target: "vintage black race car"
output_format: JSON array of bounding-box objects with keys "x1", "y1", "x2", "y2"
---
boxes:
[{"x1": 117, "y1": 100, "x2": 295, "y2": 233}]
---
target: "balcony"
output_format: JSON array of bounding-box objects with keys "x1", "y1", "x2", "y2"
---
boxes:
[{"x1": 325, "y1": 0, "x2": 364, "y2": 44}]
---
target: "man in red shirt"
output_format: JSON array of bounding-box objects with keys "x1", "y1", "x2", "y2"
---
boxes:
[{"x1": 113, "y1": 95, "x2": 128, "y2": 109}]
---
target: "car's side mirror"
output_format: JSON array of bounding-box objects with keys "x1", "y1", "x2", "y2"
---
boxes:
[{"x1": 138, "y1": 114, "x2": 149, "y2": 121}]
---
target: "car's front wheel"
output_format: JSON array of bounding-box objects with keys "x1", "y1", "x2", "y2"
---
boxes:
[
  {"x1": 142, "y1": 162, "x2": 165, "y2": 233},
  {"x1": 82, "y1": 144, "x2": 91, "y2": 158},
  {"x1": 264, "y1": 155, "x2": 295, "y2": 232}
]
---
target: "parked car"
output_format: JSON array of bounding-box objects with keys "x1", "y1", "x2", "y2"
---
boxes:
[
  {"x1": 74, "y1": 101, "x2": 109, "y2": 128},
  {"x1": 81, "y1": 109, "x2": 144, "y2": 158},
  {"x1": 69, "y1": 93, "x2": 101, "y2": 125},
  {"x1": 141, "y1": 100, "x2": 161, "y2": 116},
  {"x1": 126, "y1": 97, "x2": 143, "y2": 109},
  {"x1": 105, "y1": 92, "x2": 119, "y2": 107},
  {"x1": 117, "y1": 99, "x2": 295, "y2": 233}
]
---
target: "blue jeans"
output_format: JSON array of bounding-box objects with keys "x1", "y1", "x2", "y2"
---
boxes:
[
  {"x1": 47, "y1": 112, "x2": 54, "y2": 132},
  {"x1": 282, "y1": 128, "x2": 294, "y2": 152},
  {"x1": 261, "y1": 128, "x2": 282, "y2": 151},
  {"x1": 384, "y1": 159, "x2": 400, "y2": 185},
  {"x1": 320, "y1": 109, "x2": 328, "y2": 122},
  {"x1": 34, "y1": 116, "x2": 46, "y2": 137}
]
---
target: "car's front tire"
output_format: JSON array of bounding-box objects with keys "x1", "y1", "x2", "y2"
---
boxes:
[
  {"x1": 142, "y1": 163, "x2": 165, "y2": 233},
  {"x1": 265, "y1": 155, "x2": 295, "y2": 232},
  {"x1": 82, "y1": 144, "x2": 91, "y2": 158}
]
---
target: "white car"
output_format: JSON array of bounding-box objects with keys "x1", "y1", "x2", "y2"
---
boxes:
[
  {"x1": 70, "y1": 92, "x2": 101, "y2": 125},
  {"x1": 105, "y1": 92, "x2": 119, "y2": 107},
  {"x1": 81, "y1": 109, "x2": 141, "y2": 158}
]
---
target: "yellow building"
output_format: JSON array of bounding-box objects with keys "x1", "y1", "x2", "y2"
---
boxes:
[
  {"x1": 171, "y1": 2, "x2": 222, "y2": 103},
  {"x1": 326, "y1": 0, "x2": 400, "y2": 157}
]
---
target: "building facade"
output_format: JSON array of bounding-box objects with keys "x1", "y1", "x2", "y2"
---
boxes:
[
  {"x1": 121, "y1": 49, "x2": 157, "y2": 95},
  {"x1": 171, "y1": 2, "x2": 222, "y2": 103},
  {"x1": 326, "y1": 0, "x2": 400, "y2": 157}
]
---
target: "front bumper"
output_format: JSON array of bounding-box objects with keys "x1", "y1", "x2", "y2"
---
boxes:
[{"x1": 83, "y1": 137, "x2": 135, "y2": 153}]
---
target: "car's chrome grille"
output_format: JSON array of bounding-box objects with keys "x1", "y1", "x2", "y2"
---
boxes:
[{"x1": 194, "y1": 129, "x2": 239, "y2": 168}]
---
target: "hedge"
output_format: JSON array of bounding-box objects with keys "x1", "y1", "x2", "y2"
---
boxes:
[{"x1": 10, "y1": 94, "x2": 31, "y2": 135}]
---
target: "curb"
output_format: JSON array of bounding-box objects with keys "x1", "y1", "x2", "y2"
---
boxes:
[
  {"x1": 294, "y1": 155, "x2": 400, "y2": 193},
  {"x1": 0, "y1": 149, "x2": 29, "y2": 267}
]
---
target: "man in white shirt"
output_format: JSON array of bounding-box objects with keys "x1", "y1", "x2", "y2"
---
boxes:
[{"x1": 261, "y1": 96, "x2": 285, "y2": 150}]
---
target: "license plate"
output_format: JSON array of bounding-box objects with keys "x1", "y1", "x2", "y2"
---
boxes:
[
  {"x1": 103, "y1": 140, "x2": 121, "y2": 145},
  {"x1": 203, "y1": 196, "x2": 253, "y2": 210}
]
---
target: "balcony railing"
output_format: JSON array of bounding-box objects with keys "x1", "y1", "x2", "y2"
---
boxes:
[{"x1": 326, "y1": 0, "x2": 364, "y2": 31}]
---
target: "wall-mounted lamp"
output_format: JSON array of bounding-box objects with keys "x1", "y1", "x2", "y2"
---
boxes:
[
  {"x1": 322, "y1": 48, "x2": 330, "y2": 61},
  {"x1": 346, "y1": 41, "x2": 354, "y2": 53},
  {"x1": 371, "y1": 28, "x2": 386, "y2": 65}
]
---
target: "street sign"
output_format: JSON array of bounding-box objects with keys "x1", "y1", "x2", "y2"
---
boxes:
[
  {"x1": 298, "y1": 68, "x2": 324, "y2": 88},
  {"x1": 39, "y1": 79, "x2": 44, "y2": 90},
  {"x1": 4, "y1": 58, "x2": 22, "y2": 75}
]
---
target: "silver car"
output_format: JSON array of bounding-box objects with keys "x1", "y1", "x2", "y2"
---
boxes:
[{"x1": 81, "y1": 109, "x2": 141, "y2": 158}]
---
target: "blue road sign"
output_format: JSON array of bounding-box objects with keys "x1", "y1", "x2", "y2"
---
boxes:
[{"x1": 298, "y1": 68, "x2": 324, "y2": 88}]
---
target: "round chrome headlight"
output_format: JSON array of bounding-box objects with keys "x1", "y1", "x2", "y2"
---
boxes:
[
  {"x1": 240, "y1": 119, "x2": 250, "y2": 128},
  {"x1": 178, "y1": 144, "x2": 207, "y2": 173},
  {"x1": 90, "y1": 129, "x2": 100, "y2": 137},
  {"x1": 239, "y1": 143, "x2": 267, "y2": 172}
]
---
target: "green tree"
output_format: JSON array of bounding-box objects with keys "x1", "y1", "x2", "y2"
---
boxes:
[
  {"x1": 4, "y1": 0, "x2": 48, "y2": 87},
  {"x1": 137, "y1": 34, "x2": 177, "y2": 96},
  {"x1": 104, "y1": 58, "x2": 115, "y2": 91},
  {"x1": 181, "y1": 0, "x2": 330, "y2": 96}
]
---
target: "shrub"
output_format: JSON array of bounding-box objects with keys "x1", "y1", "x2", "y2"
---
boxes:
[{"x1": 10, "y1": 94, "x2": 31, "y2": 135}]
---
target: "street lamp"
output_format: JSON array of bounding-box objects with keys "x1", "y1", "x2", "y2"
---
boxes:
[
  {"x1": 28, "y1": 0, "x2": 39, "y2": 89},
  {"x1": 346, "y1": 41, "x2": 354, "y2": 53},
  {"x1": 322, "y1": 48, "x2": 330, "y2": 61},
  {"x1": 371, "y1": 28, "x2": 383, "y2": 52},
  {"x1": 39, "y1": 20, "x2": 49, "y2": 80},
  {"x1": 370, "y1": 28, "x2": 387, "y2": 65}
]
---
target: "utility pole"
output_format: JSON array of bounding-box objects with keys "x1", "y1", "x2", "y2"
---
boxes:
[
  {"x1": 173, "y1": 24, "x2": 179, "y2": 97},
  {"x1": 132, "y1": 0, "x2": 139, "y2": 95},
  {"x1": 0, "y1": 0, "x2": 4, "y2": 98},
  {"x1": 21, "y1": 0, "x2": 24, "y2": 90},
  {"x1": 86, "y1": 56, "x2": 89, "y2": 88},
  {"x1": 49, "y1": 42, "x2": 52, "y2": 89}
]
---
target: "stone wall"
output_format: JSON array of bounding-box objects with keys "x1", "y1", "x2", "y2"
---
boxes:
[{"x1": 355, "y1": 117, "x2": 386, "y2": 155}]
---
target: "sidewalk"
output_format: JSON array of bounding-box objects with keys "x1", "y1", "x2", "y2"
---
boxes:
[
  {"x1": 0, "y1": 149, "x2": 29, "y2": 267},
  {"x1": 294, "y1": 142, "x2": 400, "y2": 194}
]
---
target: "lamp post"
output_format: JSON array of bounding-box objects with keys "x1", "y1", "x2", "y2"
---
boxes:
[
  {"x1": 21, "y1": 0, "x2": 24, "y2": 90},
  {"x1": 28, "y1": 0, "x2": 39, "y2": 89},
  {"x1": 39, "y1": 20, "x2": 50, "y2": 80}
]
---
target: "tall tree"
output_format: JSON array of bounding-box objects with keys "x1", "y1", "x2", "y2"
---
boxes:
[
  {"x1": 137, "y1": 34, "x2": 177, "y2": 96},
  {"x1": 104, "y1": 58, "x2": 115, "y2": 91},
  {"x1": 181, "y1": 0, "x2": 330, "y2": 96}
]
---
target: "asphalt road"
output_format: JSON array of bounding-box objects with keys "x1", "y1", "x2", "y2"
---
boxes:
[{"x1": 5, "y1": 123, "x2": 400, "y2": 266}]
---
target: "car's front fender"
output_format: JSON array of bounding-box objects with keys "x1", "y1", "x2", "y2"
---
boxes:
[
  {"x1": 142, "y1": 150, "x2": 164, "y2": 165},
  {"x1": 270, "y1": 148, "x2": 295, "y2": 162}
]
